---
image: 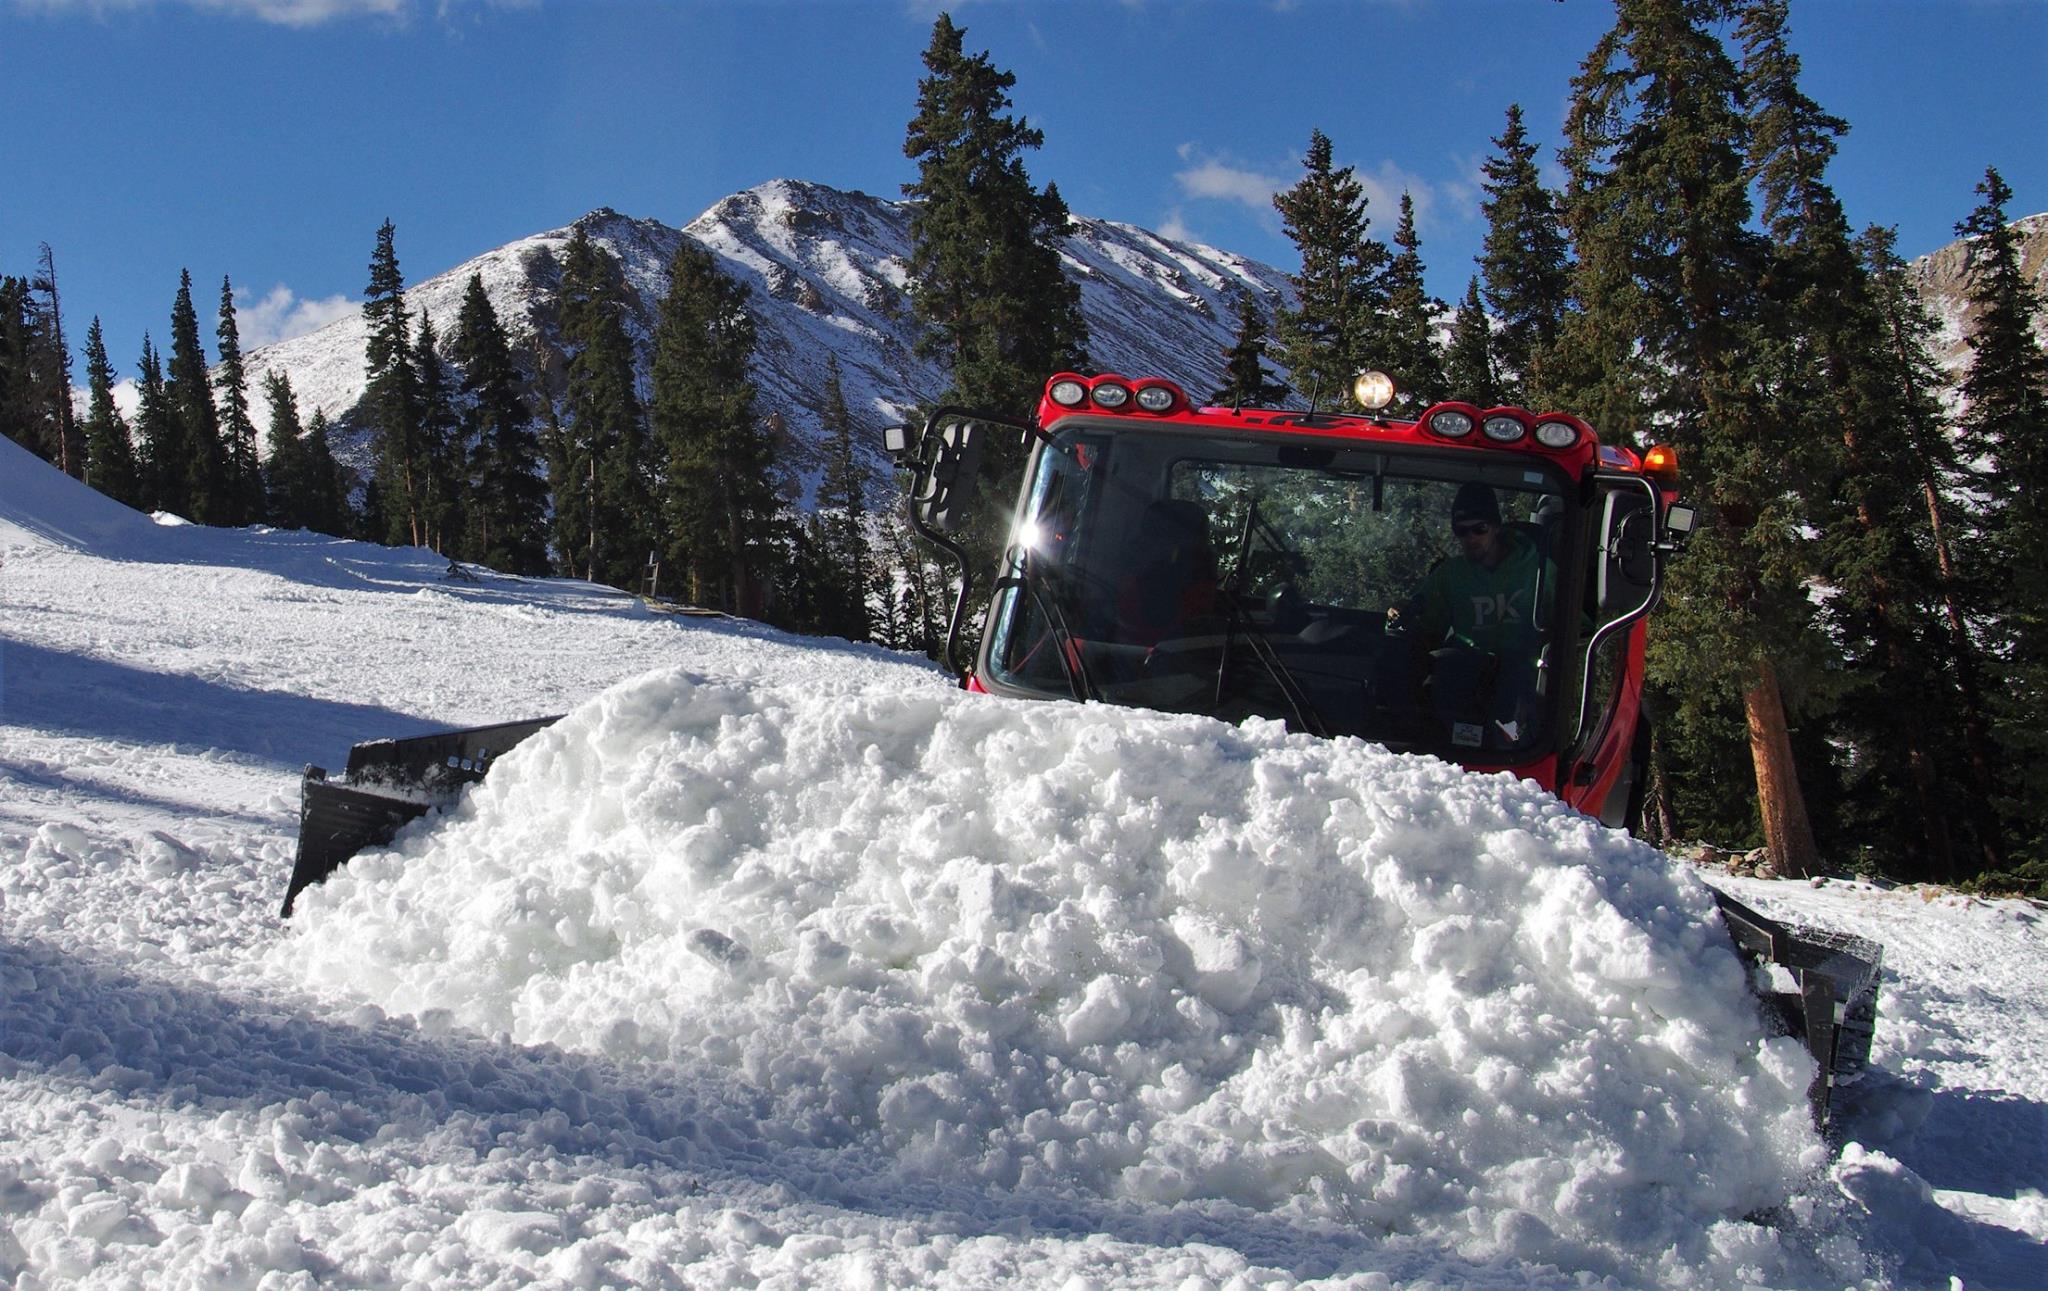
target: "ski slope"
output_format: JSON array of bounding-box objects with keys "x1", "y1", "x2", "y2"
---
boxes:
[{"x1": 3, "y1": 434, "x2": 2043, "y2": 1289}]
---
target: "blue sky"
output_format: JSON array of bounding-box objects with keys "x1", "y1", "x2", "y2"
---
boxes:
[{"x1": 4, "y1": 0, "x2": 2043, "y2": 384}]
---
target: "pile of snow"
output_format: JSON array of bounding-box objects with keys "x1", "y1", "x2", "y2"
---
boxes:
[{"x1": 285, "y1": 666, "x2": 1848, "y2": 1285}]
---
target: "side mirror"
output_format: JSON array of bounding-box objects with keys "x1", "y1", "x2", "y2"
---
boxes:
[
  {"x1": 1596, "y1": 488, "x2": 1656, "y2": 613},
  {"x1": 901, "y1": 415, "x2": 987, "y2": 535}
]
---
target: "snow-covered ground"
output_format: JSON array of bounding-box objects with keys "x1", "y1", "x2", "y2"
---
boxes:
[{"x1": 3, "y1": 433, "x2": 2043, "y2": 1290}]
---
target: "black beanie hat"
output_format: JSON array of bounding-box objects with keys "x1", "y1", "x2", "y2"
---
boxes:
[{"x1": 1451, "y1": 483, "x2": 1502, "y2": 524}]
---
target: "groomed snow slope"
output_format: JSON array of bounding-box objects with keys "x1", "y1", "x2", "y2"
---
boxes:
[{"x1": 4, "y1": 433, "x2": 2045, "y2": 1289}]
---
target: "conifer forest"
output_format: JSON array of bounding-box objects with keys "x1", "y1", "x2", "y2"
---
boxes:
[{"x1": 5, "y1": 0, "x2": 2046, "y2": 894}]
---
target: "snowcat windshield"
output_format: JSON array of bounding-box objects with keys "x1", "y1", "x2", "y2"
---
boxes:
[{"x1": 982, "y1": 423, "x2": 1576, "y2": 758}]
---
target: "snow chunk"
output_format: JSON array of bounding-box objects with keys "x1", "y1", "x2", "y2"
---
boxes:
[{"x1": 285, "y1": 666, "x2": 1836, "y2": 1283}]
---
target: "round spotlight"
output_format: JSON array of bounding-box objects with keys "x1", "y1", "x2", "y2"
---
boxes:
[
  {"x1": 1353, "y1": 370, "x2": 1397, "y2": 412},
  {"x1": 1534, "y1": 419, "x2": 1580, "y2": 449},
  {"x1": 1091, "y1": 382, "x2": 1132, "y2": 410},
  {"x1": 1427, "y1": 409, "x2": 1475, "y2": 438},
  {"x1": 1049, "y1": 378, "x2": 1087, "y2": 408},
  {"x1": 1482, "y1": 414, "x2": 1527, "y2": 444},
  {"x1": 1135, "y1": 383, "x2": 1178, "y2": 413}
]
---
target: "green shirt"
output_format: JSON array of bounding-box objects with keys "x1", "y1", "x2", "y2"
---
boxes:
[{"x1": 1410, "y1": 530, "x2": 1555, "y2": 656}]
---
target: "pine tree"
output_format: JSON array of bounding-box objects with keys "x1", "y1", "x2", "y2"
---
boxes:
[
  {"x1": 166, "y1": 270, "x2": 226, "y2": 523},
  {"x1": 1208, "y1": 291, "x2": 1292, "y2": 408},
  {"x1": 1858, "y1": 224, "x2": 2003, "y2": 869},
  {"x1": 1740, "y1": 0, "x2": 1992, "y2": 878},
  {"x1": 81, "y1": 317, "x2": 139, "y2": 506},
  {"x1": 1379, "y1": 192, "x2": 1445, "y2": 408},
  {"x1": 1563, "y1": 0, "x2": 1822, "y2": 875},
  {"x1": 553, "y1": 226, "x2": 654, "y2": 587},
  {"x1": 450, "y1": 273, "x2": 548, "y2": 575},
  {"x1": 412, "y1": 310, "x2": 462, "y2": 554},
  {"x1": 812, "y1": 355, "x2": 876, "y2": 640},
  {"x1": 28, "y1": 247, "x2": 83, "y2": 478},
  {"x1": 364, "y1": 220, "x2": 425, "y2": 546},
  {"x1": 1954, "y1": 166, "x2": 2048, "y2": 876},
  {"x1": 903, "y1": 13, "x2": 1087, "y2": 418},
  {"x1": 1479, "y1": 104, "x2": 1574, "y2": 406},
  {"x1": 1272, "y1": 128, "x2": 1391, "y2": 411},
  {"x1": 214, "y1": 277, "x2": 263, "y2": 525},
  {"x1": 262, "y1": 370, "x2": 310, "y2": 527},
  {"x1": 0, "y1": 278, "x2": 36, "y2": 458},
  {"x1": 133, "y1": 334, "x2": 185, "y2": 515},
  {"x1": 649, "y1": 238, "x2": 780, "y2": 613},
  {"x1": 302, "y1": 406, "x2": 350, "y2": 537},
  {"x1": 1442, "y1": 278, "x2": 1500, "y2": 408}
]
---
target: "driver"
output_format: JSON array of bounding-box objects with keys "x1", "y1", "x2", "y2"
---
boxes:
[{"x1": 1388, "y1": 483, "x2": 1556, "y2": 736}]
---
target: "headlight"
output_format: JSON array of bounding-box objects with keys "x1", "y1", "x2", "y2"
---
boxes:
[
  {"x1": 1534, "y1": 419, "x2": 1580, "y2": 449},
  {"x1": 1428, "y1": 409, "x2": 1475, "y2": 438},
  {"x1": 1482, "y1": 414, "x2": 1527, "y2": 444},
  {"x1": 1049, "y1": 379, "x2": 1087, "y2": 408},
  {"x1": 1091, "y1": 382, "x2": 1132, "y2": 410},
  {"x1": 1135, "y1": 384, "x2": 1177, "y2": 412},
  {"x1": 1353, "y1": 369, "x2": 1397, "y2": 412}
]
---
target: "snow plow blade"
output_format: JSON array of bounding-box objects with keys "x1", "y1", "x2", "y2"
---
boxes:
[
  {"x1": 283, "y1": 716, "x2": 561, "y2": 917},
  {"x1": 1707, "y1": 887, "x2": 1883, "y2": 1130}
]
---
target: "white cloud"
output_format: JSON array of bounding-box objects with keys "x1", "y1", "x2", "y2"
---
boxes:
[
  {"x1": 1173, "y1": 147, "x2": 1287, "y2": 215},
  {"x1": 236, "y1": 283, "x2": 360, "y2": 348}
]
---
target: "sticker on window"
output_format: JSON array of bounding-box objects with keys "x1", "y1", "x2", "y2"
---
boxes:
[{"x1": 1452, "y1": 721, "x2": 1485, "y2": 748}]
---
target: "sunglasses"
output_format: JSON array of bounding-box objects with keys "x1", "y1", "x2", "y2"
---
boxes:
[{"x1": 1453, "y1": 521, "x2": 1496, "y2": 538}]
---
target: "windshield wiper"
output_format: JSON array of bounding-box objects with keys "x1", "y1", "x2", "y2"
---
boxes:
[
  {"x1": 1013, "y1": 548, "x2": 1097, "y2": 703},
  {"x1": 1213, "y1": 590, "x2": 1329, "y2": 738}
]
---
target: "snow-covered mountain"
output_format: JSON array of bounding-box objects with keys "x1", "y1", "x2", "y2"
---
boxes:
[
  {"x1": 1908, "y1": 211, "x2": 2048, "y2": 376},
  {"x1": 244, "y1": 179, "x2": 1293, "y2": 498}
]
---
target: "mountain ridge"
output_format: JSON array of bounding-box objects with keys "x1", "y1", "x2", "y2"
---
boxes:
[{"x1": 243, "y1": 179, "x2": 1294, "y2": 499}]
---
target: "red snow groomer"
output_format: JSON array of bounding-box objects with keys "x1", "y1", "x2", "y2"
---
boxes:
[
  {"x1": 886, "y1": 370, "x2": 1883, "y2": 1129},
  {"x1": 283, "y1": 368, "x2": 1882, "y2": 1129}
]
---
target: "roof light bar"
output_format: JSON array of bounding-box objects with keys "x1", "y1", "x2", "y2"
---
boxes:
[
  {"x1": 1423, "y1": 402, "x2": 1481, "y2": 439},
  {"x1": 1481, "y1": 410, "x2": 1529, "y2": 444},
  {"x1": 1090, "y1": 382, "x2": 1132, "y2": 410}
]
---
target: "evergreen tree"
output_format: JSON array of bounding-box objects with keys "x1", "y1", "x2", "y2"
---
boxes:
[
  {"x1": 1272, "y1": 128, "x2": 1390, "y2": 411},
  {"x1": 166, "y1": 270, "x2": 225, "y2": 523},
  {"x1": 412, "y1": 310, "x2": 462, "y2": 554},
  {"x1": 0, "y1": 277, "x2": 37, "y2": 458},
  {"x1": 450, "y1": 273, "x2": 548, "y2": 575},
  {"x1": 552, "y1": 226, "x2": 654, "y2": 587},
  {"x1": 649, "y1": 239, "x2": 780, "y2": 613},
  {"x1": 1858, "y1": 224, "x2": 2003, "y2": 868},
  {"x1": 1209, "y1": 290, "x2": 1292, "y2": 408},
  {"x1": 812, "y1": 356, "x2": 877, "y2": 640},
  {"x1": 81, "y1": 317, "x2": 140, "y2": 506},
  {"x1": 903, "y1": 13, "x2": 1087, "y2": 418},
  {"x1": 262, "y1": 370, "x2": 310, "y2": 527},
  {"x1": 364, "y1": 220, "x2": 426, "y2": 546},
  {"x1": 1740, "y1": 0, "x2": 1993, "y2": 879},
  {"x1": 1954, "y1": 165, "x2": 2048, "y2": 876},
  {"x1": 214, "y1": 277, "x2": 263, "y2": 525},
  {"x1": 1563, "y1": 0, "x2": 1822, "y2": 875},
  {"x1": 302, "y1": 406, "x2": 350, "y2": 537},
  {"x1": 1, "y1": 260, "x2": 85, "y2": 477},
  {"x1": 1379, "y1": 192, "x2": 1445, "y2": 408},
  {"x1": 1479, "y1": 104, "x2": 1574, "y2": 406},
  {"x1": 1442, "y1": 277, "x2": 1501, "y2": 408},
  {"x1": 133, "y1": 334, "x2": 185, "y2": 515}
]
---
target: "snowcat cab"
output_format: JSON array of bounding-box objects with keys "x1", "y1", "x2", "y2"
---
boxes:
[{"x1": 888, "y1": 370, "x2": 1881, "y2": 1129}]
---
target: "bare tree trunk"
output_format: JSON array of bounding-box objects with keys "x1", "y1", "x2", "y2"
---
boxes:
[{"x1": 1744, "y1": 658, "x2": 1819, "y2": 878}]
